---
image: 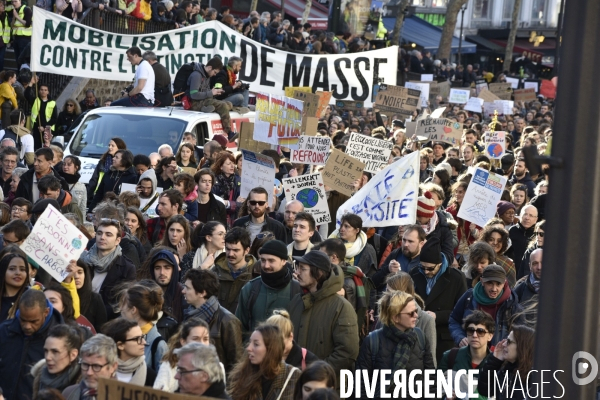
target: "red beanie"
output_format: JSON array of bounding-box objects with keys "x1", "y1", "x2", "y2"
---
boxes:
[{"x1": 417, "y1": 191, "x2": 436, "y2": 218}]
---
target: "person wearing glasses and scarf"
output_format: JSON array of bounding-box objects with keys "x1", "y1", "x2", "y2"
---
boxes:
[
  {"x1": 356, "y1": 290, "x2": 435, "y2": 399},
  {"x1": 101, "y1": 318, "x2": 156, "y2": 387},
  {"x1": 409, "y1": 237, "x2": 467, "y2": 362},
  {"x1": 55, "y1": 98, "x2": 81, "y2": 138}
]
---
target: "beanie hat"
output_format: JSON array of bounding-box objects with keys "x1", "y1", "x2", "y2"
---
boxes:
[
  {"x1": 419, "y1": 237, "x2": 442, "y2": 264},
  {"x1": 213, "y1": 134, "x2": 228, "y2": 149},
  {"x1": 258, "y1": 240, "x2": 288, "y2": 260},
  {"x1": 496, "y1": 200, "x2": 516, "y2": 216},
  {"x1": 31, "y1": 199, "x2": 61, "y2": 215},
  {"x1": 417, "y1": 191, "x2": 436, "y2": 219},
  {"x1": 435, "y1": 162, "x2": 452, "y2": 177}
]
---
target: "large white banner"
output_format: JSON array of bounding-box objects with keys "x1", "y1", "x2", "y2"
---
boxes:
[
  {"x1": 31, "y1": 8, "x2": 398, "y2": 106},
  {"x1": 336, "y1": 151, "x2": 419, "y2": 228}
]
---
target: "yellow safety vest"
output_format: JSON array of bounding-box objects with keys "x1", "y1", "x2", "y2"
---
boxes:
[
  {"x1": 12, "y1": 5, "x2": 32, "y2": 37},
  {"x1": 5, "y1": 0, "x2": 13, "y2": 13},
  {"x1": 31, "y1": 98, "x2": 56, "y2": 131},
  {"x1": 0, "y1": 14, "x2": 9, "y2": 44}
]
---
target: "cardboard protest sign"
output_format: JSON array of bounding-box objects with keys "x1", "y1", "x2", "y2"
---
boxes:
[
  {"x1": 405, "y1": 82, "x2": 429, "y2": 108},
  {"x1": 240, "y1": 150, "x2": 275, "y2": 203},
  {"x1": 254, "y1": 93, "x2": 303, "y2": 148},
  {"x1": 374, "y1": 84, "x2": 420, "y2": 116},
  {"x1": 437, "y1": 81, "x2": 451, "y2": 101},
  {"x1": 484, "y1": 131, "x2": 506, "y2": 159},
  {"x1": 478, "y1": 89, "x2": 501, "y2": 102},
  {"x1": 448, "y1": 88, "x2": 470, "y2": 104},
  {"x1": 335, "y1": 99, "x2": 364, "y2": 111},
  {"x1": 290, "y1": 136, "x2": 331, "y2": 165},
  {"x1": 285, "y1": 86, "x2": 312, "y2": 97},
  {"x1": 322, "y1": 149, "x2": 365, "y2": 197},
  {"x1": 98, "y1": 378, "x2": 208, "y2": 400},
  {"x1": 464, "y1": 97, "x2": 484, "y2": 113},
  {"x1": 283, "y1": 173, "x2": 331, "y2": 224},
  {"x1": 513, "y1": 88, "x2": 537, "y2": 102},
  {"x1": 458, "y1": 167, "x2": 508, "y2": 227},
  {"x1": 21, "y1": 205, "x2": 88, "y2": 282},
  {"x1": 336, "y1": 151, "x2": 419, "y2": 227},
  {"x1": 488, "y1": 83, "x2": 513, "y2": 100},
  {"x1": 239, "y1": 122, "x2": 272, "y2": 153},
  {"x1": 475, "y1": 79, "x2": 488, "y2": 96},
  {"x1": 346, "y1": 132, "x2": 393, "y2": 173},
  {"x1": 293, "y1": 90, "x2": 320, "y2": 118},
  {"x1": 316, "y1": 91, "x2": 333, "y2": 118},
  {"x1": 405, "y1": 120, "x2": 418, "y2": 139},
  {"x1": 415, "y1": 118, "x2": 463, "y2": 147}
]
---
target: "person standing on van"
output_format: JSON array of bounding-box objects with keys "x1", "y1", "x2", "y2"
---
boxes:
[
  {"x1": 143, "y1": 51, "x2": 173, "y2": 107},
  {"x1": 111, "y1": 47, "x2": 155, "y2": 107},
  {"x1": 11, "y1": 0, "x2": 32, "y2": 69}
]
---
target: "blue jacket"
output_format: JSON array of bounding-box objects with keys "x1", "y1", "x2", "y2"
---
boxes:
[
  {"x1": 449, "y1": 287, "x2": 522, "y2": 346},
  {"x1": 0, "y1": 299, "x2": 64, "y2": 400},
  {"x1": 144, "y1": 324, "x2": 168, "y2": 373}
]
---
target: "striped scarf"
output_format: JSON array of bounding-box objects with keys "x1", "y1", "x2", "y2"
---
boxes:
[{"x1": 340, "y1": 264, "x2": 367, "y2": 310}]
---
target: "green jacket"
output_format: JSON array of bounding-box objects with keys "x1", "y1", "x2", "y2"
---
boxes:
[
  {"x1": 439, "y1": 345, "x2": 490, "y2": 400},
  {"x1": 210, "y1": 253, "x2": 256, "y2": 314},
  {"x1": 288, "y1": 264, "x2": 359, "y2": 372},
  {"x1": 235, "y1": 273, "x2": 301, "y2": 337}
]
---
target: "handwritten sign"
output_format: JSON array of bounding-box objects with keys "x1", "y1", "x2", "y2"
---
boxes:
[
  {"x1": 336, "y1": 151, "x2": 419, "y2": 227},
  {"x1": 346, "y1": 132, "x2": 393, "y2": 173},
  {"x1": 240, "y1": 150, "x2": 276, "y2": 204},
  {"x1": 488, "y1": 83, "x2": 512, "y2": 100},
  {"x1": 494, "y1": 100, "x2": 514, "y2": 116},
  {"x1": 98, "y1": 378, "x2": 211, "y2": 400},
  {"x1": 475, "y1": 79, "x2": 488, "y2": 96},
  {"x1": 415, "y1": 118, "x2": 463, "y2": 146},
  {"x1": 322, "y1": 149, "x2": 365, "y2": 197},
  {"x1": 513, "y1": 88, "x2": 537, "y2": 102},
  {"x1": 524, "y1": 81, "x2": 539, "y2": 93},
  {"x1": 285, "y1": 86, "x2": 312, "y2": 97},
  {"x1": 458, "y1": 167, "x2": 508, "y2": 227},
  {"x1": 254, "y1": 93, "x2": 303, "y2": 148},
  {"x1": 405, "y1": 82, "x2": 429, "y2": 108},
  {"x1": 293, "y1": 90, "x2": 320, "y2": 118},
  {"x1": 21, "y1": 205, "x2": 88, "y2": 282},
  {"x1": 504, "y1": 77, "x2": 519, "y2": 89},
  {"x1": 483, "y1": 102, "x2": 497, "y2": 118},
  {"x1": 283, "y1": 173, "x2": 331, "y2": 224},
  {"x1": 484, "y1": 131, "x2": 506, "y2": 159},
  {"x1": 464, "y1": 97, "x2": 484, "y2": 113},
  {"x1": 290, "y1": 136, "x2": 331, "y2": 165},
  {"x1": 478, "y1": 89, "x2": 501, "y2": 102},
  {"x1": 448, "y1": 88, "x2": 470, "y2": 104},
  {"x1": 374, "y1": 84, "x2": 420, "y2": 116}
]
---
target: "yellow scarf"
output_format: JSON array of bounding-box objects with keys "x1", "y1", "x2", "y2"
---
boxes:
[{"x1": 140, "y1": 321, "x2": 154, "y2": 335}]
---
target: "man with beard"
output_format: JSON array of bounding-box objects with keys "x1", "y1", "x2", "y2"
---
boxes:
[
  {"x1": 372, "y1": 225, "x2": 426, "y2": 293},
  {"x1": 137, "y1": 168, "x2": 160, "y2": 219},
  {"x1": 210, "y1": 56, "x2": 250, "y2": 111},
  {"x1": 235, "y1": 240, "x2": 301, "y2": 337},
  {"x1": 281, "y1": 200, "x2": 322, "y2": 245},
  {"x1": 147, "y1": 248, "x2": 186, "y2": 323},
  {"x1": 514, "y1": 248, "x2": 542, "y2": 303},
  {"x1": 233, "y1": 187, "x2": 286, "y2": 243},
  {"x1": 508, "y1": 158, "x2": 536, "y2": 198},
  {"x1": 146, "y1": 189, "x2": 183, "y2": 245}
]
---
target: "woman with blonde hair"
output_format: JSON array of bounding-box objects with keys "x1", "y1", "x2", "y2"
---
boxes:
[
  {"x1": 265, "y1": 310, "x2": 319, "y2": 370},
  {"x1": 229, "y1": 324, "x2": 301, "y2": 400}
]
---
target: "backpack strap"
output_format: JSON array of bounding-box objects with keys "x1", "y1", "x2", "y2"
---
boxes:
[
  {"x1": 150, "y1": 336, "x2": 165, "y2": 370},
  {"x1": 369, "y1": 329, "x2": 382, "y2": 367},
  {"x1": 414, "y1": 327, "x2": 426, "y2": 353},
  {"x1": 301, "y1": 347, "x2": 307, "y2": 370},
  {"x1": 247, "y1": 279, "x2": 263, "y2": 328},
  {"x1": 276, "y1": 366, "x2": 299, "y2": 400},
  {"x1": 448, "y1": 347, "x2": 460, "y2": 370}
]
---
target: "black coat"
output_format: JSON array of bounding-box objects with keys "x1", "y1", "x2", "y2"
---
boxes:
[
  {"x1": 513, "y1": 274, "x2": 538, "y2": 303},
  {"x1": 210, "y1": 68, "x2": 238, "y2": 101},
  {"x1": 0, "y1": 303, "x2": 64, "y2": 400},
  {"x1": 410, "y1": 266, "x2": 467, "y2": 361},
  {"x1": 519, "y1": 243, "x2": 540, "y2": 281},
  {"x1": 89, "y1": 166, "x2": 138, "y2": 210},
  {"x1": 87, "y1": 161, "x2": 104, "y2": 203},
  {"x1": 14, "y1": 168, "x2": 69, "y2": 203},
  {"x1": 91, "y1": 254, "x2": 136, "y2": 320},
  {"x1": 208, "y1": 305, "x2": 244, "y2": 374},
  {"x1": 199, "y1": 193, "x2": 227, "y2": 226},
  {"x1": 285, "y1": 341, "x2": 319, "y2": 369},
  {"x1": 428, "y1": 211, "x2": 455, "y2": 265},
  {"x1": 151, "y1": 62, "x2": 174, "y2": 107},
  {"x1": 507, "y1": 223, "x2": 536, "y2": 280},
  {"x1": 233, "y1": 215, "x2": 287, "y2": 243},
  {"x1": 55, "y1": 111, "x2": 79, "y2": 137}
]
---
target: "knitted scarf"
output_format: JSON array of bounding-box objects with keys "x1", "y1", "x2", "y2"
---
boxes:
[
  {"x1": 261, "y1": 264, "x2": 293, "y2": 290},
  {"x1": 118, "y1": 356, "x2": 146, "y2": 387},
  {"x1": 218, "y1": 173, "x2": 235, "y2": 199},
  {"x1": 473, "y1": 281, "x2": 504, "y2": 306},
  {"x1": 80, "y1": 245, "x2": 122, "y2": 274},
  {"x1": 529, "y1": 272, "x2": 540, "y2": 293},
  {"x1": 420, "y1": 211, "x2": 439, "y2": 236},
  {"x1": 383, "y1": 324, "x2": 417, "y2": 371},
  {"x1": 192, "y1": 245, "x2": 224, "y2": 270},
  {"x1": 420, "y1": 260, "x2": 448, "y2": 295},
  {"x1": 39, "y1": 362, "x2": 80, "y2": 393},
  {"x1": 340, "y1": 264, "x2": 367, "y2": 310},
  {"x1": 329, "y1": 230, "x2": 367, "y2": 266},
  {"x1": 103, "y1": 154, "x2": 113, "y2": 173},
  {"x1": 185, "y1": 295, "x2": 219, "y2": 324},
  {"x1": 226, "y1": 66, "x2": 237, "y2": 86}
]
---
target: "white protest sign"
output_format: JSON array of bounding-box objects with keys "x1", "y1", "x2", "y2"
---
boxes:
[
  {"x1": 20, "y1": 205, "x2": 89, "y2": 282},
  {"x1": 524, "y1": 81, "x2": 539, "y2": 92},
  {"x1": 346, "y1": 132, "x2": 393, "y2": 173},
  {"x1": 290, "y1": 136, "x2": 331, "y2": 166},
  {"x1": 336, "y1": 151, "x2": 419, "y2": 227},
  {"x1": 283, "y1": 173, "x2": 331, "y2": 224},
  {"x1": 484, "y1": 131, "x2": 506, "y2": 159},
  {"x1": 430, "y1": 107, "x2": 446, "y2": 119},
  {"x1": 448, "y1": 88, "x2": 470, "y2": 104},
  {"x1": 464, "y1": 97, "x2": 484, "y2": 113},
  {"x1": 457, "y1": 167, "x2": 508, "y2": 227},
  {"x1": 505, "y1": 77, "x2": 520, "y2": 89},
  {"x1": 240, "y1": 150, "x2": 276, "y2": 203},
  {"x1": 475, "y1": 80, "x2": 488, "y2": 96},
  {"x1": 483, "y1": 102, "x2": 497, "y2": 118},
  {"x1": 494, "y1": 100, "x2": 514, "y2": 116},
  {"x1": 421, "y1": 74, "x2": 434, "y2": 82},
  {"x1": 405, "y1": 82, "x2": 429, "y2": 108}
]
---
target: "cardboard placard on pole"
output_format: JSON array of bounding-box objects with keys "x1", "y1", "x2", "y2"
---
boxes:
[
  {"x1": 415, "y1": 118, "x2": 463, "y2": 146},
  {"x1": 374, "y1": 84, "x2": 420, "y2": 116},
  {"x1": 98, "y1": 378, "x2": 212, "y2": 400},
  {"x1": 488, "y1": 83, "x2": 513, "y2": 100},
  {"x1": 285, "y1": 86, "x2": 312, "y2": 97},
  {"x1": 240, "y1": 150, "x2": 276, "y2": 203},
  {"x1": 478, "y1": 89, "x2": 501, "y2": 102},
  {"x1": 239, "y1": 122, "x2": 272, "y2": 153},
  {"x1": 322, "y1": 149, "x2": 365, "y2": 197}
]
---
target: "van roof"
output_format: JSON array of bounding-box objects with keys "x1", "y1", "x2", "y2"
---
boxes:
[{"x1": 85, "y1": 106, "x2": 255, "y2": 121}]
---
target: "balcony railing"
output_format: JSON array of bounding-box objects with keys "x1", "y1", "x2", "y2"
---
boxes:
[{"x1": 79, "y1": 8, "x2": 175, "y2": 34}]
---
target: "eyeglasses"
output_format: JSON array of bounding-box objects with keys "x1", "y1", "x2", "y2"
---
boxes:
[
  {"x1": 466, "y1": 327, "x2": 489, "y2": 336},
  {"x1": 401, "y1": 310, "x2": 418, "y2": 318},
  {"x1": 419, "y1": 263, "x2": 439, "y2": 272},
  {"x1": 99, "y1": 218, "x2": 121, "y2": 228},
  {"x1": 506, "y1": 338, "x2": 516, "y2": 346},
  {"x1": 79, "y1": 361, "x2": 109, "y2": 372},
  {"x1": 255, "y1": 232, "x2": 274, "y2": 241},
  {"x1": 66, "y1": 104, "x2": 75, "y2": 108},
  {"x1": 123, "y1": 334, "x2": 146, "y2": 344},
  {"x1": 11, "y1": 207, "x2": 27, "y2": 214},
  {"x1": 249, "y1": 200, "x2": 267, "y2": 206},
  {"x1": 3, "y1": 237, "x2": 19, "y2": 245},
  {"x1": 535, "y1": 232, "x2": 544, "y2": 237},
  {"x1": 176, "y1": 367, "x2": 203, "y2": 375}
]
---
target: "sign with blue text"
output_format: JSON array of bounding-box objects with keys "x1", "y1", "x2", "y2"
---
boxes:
[
  {"x1": 458, "y1": 167, "x2": 507, "y2": 227},
  {"x1": 283, "y1": 173, "x2": 331, "y2": 224},
  {"x1": 336, "y1": 151, "x2": 419, "y2": 227},
  {"x1": 240, "y1": 150, "x2": 275, "y2": 204}
]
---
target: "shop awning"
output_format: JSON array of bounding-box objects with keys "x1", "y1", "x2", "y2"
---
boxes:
[
  {"x1": 490, "y1": 38, "x2": 557, "y2": 64},
  {"x1": 382, "y1": 16, "x2": 476, "y2": 55},
  {"x1": 465, "y1": 35, "x2": 505, "y2": 53}
]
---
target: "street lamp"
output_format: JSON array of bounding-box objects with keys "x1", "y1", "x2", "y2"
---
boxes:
[{"x1": 458, "y1": 4, "x2": 467, "y2": 66}]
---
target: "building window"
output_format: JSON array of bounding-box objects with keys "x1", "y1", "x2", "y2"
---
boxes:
[
  {"x1": 472, "y1": 0, "x2": 493, "y2": 20},
  {"x1": 502, "y1": 0, "x2": 515, "y2": 20},
  {"x1": 530, "y1": 0, "x2": 548, "y2": 26}
]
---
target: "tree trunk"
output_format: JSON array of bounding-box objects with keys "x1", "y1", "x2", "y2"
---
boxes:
[
  {"x1": 250, "y1": 0, "x2": 258, "y2": 12},
  {"x1": 437, "y1": 0, "x2": 468, "y2": 62},
  {"x1": 301, "y1": 0, "x2": 311, "y2": 24},
  {"x1": 504, "y1": 0, "x2": 522, "y2": 71},
  {"x1": 391, "y1": 0, "x2": 410, "y2": 46}
]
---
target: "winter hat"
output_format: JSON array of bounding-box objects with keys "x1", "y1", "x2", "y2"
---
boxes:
[
  {"x1": 150, "y1": 249, "x2": 178, "y2": 268},
  {"x1": 496, "y1": 201, "x2": 516, "y2": 216},
  {"x1": 213, "y1": 134, "x2": 228, "y2": 149},
  {"x1": 419, "y1": 237, "x2": 442, "y2": 264},
  {"x1": 417, "y1": 191, "x2": 436, "y2": 218},
  {"x1": 31, "y1": 199, "x2": 61, "y2": 215},
  {"x1": 435, "y1": 162, "x2": 452, "y2": 177},
  {"x1": 481, "y1": 264, "x2": 506, "y2": 283},
  {"x1": 293, "y1": 250, "x2": 331, "y2": 273},
  {"x1": 259, "y1": 240, "x2": 288, "y2": 260}
]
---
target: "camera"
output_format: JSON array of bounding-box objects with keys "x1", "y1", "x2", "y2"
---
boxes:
[
  {"x1": 237, "y1": 81, "x2": 250, "y2": 91},
  {"x1": 121, "y1": 84, "x2": 134, "y2": 96}
]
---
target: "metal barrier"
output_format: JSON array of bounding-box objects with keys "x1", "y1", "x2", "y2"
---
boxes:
[{"x1": 79, "y1": 8, "x2": 175, "y2": 34}]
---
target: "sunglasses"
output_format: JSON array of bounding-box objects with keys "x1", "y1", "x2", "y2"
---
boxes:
[
  {"x1": 66, "y1": 104, "x2": 74, "y2": 107},
  {"x1": 255, "y1": 232, "x2": 274, "y2": 241},
  {"x1": 466, "y1": 327, "x2": 489, "y2": 336},
  {"x1": 401, "y1": 310, "x2": 418, "y2": 318},
  {"x1": 249, "y1": 200, "x2": 266, "y2": 206},
  {"x1": 419, "y1": 263, "x2": 439, "y2": 272},
  {"x1": 535, "y1": 232, "x2": 544, "y2": 237}
]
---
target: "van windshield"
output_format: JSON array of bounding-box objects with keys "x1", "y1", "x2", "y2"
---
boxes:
[{"x1": 69, "y1": 113, "x2": 187, "y2": 158}]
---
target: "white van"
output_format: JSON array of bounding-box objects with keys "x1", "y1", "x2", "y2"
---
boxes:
[{"x1": 63, "y1": 106, "x2": 254, "y2": 184}]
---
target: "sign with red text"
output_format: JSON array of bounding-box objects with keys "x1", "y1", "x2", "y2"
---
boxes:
[
  {"x1": 415, "y1": 118, "x2": 463, "y2": 146},
  {"x1": 283, "y1": 173, "x2": 331, "y2": 224},
  {"x1": 291, "y1": 136, "x2": 331, "y2": 165},
  {"x1": 254, "y1": 93, "x2": 303, "y2": 148},
  {"x1": 21, "y1": 205, "x2": 88, "y2": 282}
]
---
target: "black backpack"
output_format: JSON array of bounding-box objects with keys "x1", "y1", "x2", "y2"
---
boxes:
[{"x1": 173, "y1": 62, "x2": 195, "y2": 95}]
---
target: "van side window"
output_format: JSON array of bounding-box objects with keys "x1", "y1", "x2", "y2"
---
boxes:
[{"x1": 193, "y1": 122, "x2": 209, "y2": 145}]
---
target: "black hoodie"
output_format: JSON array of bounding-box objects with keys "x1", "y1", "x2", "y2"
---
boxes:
[{"x1": 89, "y1": 166, "x2": 138, "y2": 210}]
